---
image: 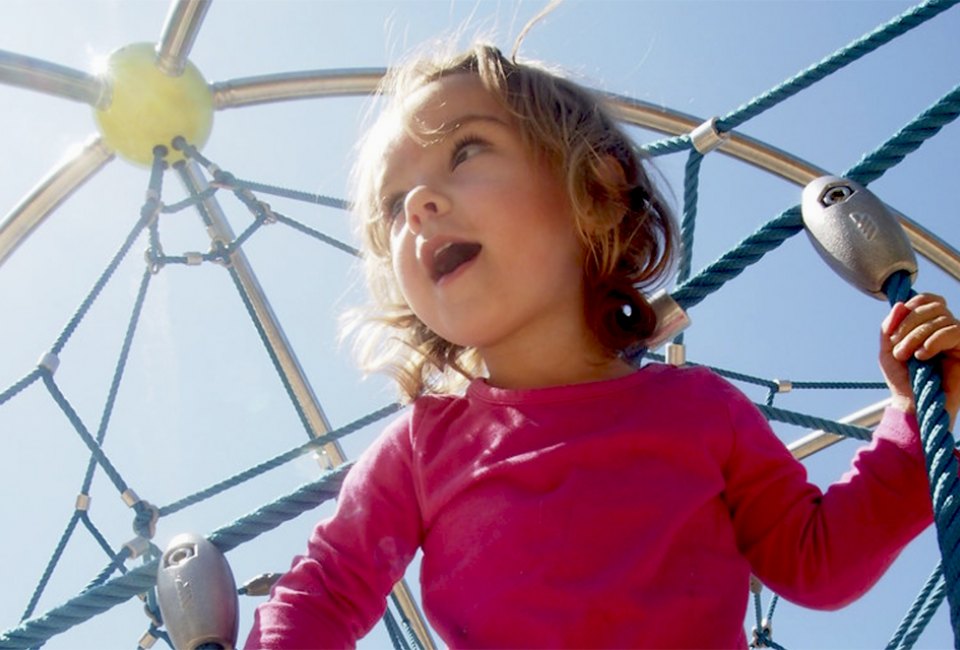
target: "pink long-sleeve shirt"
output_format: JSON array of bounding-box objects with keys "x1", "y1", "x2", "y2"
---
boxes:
[{"x1": 246, "y1": 364, "x2": 933, "y2": 648}]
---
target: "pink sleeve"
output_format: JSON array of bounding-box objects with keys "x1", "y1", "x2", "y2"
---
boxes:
[
  {"x1": 719, "y1": 380, "x2": 933, "y2": 609},
  {"x1": 244, "y1": 413, "x2": 423, "y2": 648}
]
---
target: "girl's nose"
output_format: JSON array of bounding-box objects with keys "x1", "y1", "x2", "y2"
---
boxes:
[{"x1": 404, "y1": 185, "x2": 450, "y2": 235}]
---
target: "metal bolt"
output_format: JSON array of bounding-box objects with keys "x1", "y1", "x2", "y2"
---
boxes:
[{"x1": 819, "y1": 183, "x2": 854, "y2": 207}]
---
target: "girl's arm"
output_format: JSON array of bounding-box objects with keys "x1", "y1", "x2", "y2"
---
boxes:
[
  {"x1": 244, "y1": 414, "x2": 423, "y2": 649},
  {"x1": 725, "y1": 294, "x2": 958, "y2": 608}
]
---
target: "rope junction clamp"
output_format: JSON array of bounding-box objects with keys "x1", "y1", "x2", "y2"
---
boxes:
[
  {"x1": 690, "y1": 117, "x2": 729, "y2": 155},
  {"x1": 37, "y1": 352, "x2": 60, "y2": 375},
  {"x1": 646, "y1": 290, "x2": 691, "y2": 351},
  {"x1": 123, "y1": 536, "x2": 151, "y2": 560},
  {"x1": 665, "y1": 343, "x2": 686, "y2": 366},
  {"x1": 75, "y1": 493, "x2": 91, "y2": 512},
  {"x1": 157, "y1": 532, "x2": 239, "y2": 650},
  {"x1": 801, "y1": 176, "x2": 917, "y2": 299},
  {"x1": 774, "y1": 379, "x2": 792, "y2": 393}
]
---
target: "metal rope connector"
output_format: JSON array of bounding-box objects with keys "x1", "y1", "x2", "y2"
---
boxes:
[
  {"x1": 157, "y1": 533, "x2": 239, "y2": 650},
  {"x1": 690, "y1": 117, "x2": 729, "y2": 154},
  {"x1": 37, "y1": 352, "x2": 60, "y2": 375},
  {"x1": 646, "y1": 290, "x2": 691, "y2": 350},
  {"x1": 801, "y1": 176, "x2": 917, "y2": 299}
]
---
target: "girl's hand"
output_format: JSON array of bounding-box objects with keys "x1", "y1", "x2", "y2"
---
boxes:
[{"x1": 880, "y1": 293, "x2": 960, "y2": 429}]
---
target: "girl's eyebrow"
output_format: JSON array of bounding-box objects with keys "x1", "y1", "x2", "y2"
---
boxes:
[{"x1": 378, "y1": 113, "x2": 509, "y2": 196}]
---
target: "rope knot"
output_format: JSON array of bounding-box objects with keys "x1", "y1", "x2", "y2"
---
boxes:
[{"x1": 132, "y1": 501, "x2": 160, "y2": 539}]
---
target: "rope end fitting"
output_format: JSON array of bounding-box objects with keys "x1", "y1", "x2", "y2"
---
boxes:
[
  {"x1": 801, "y1": 176, "x2": 917, "y2": 300},
  {"x1": 157, "y1": 532, "x2": 239, "y2": 650}
]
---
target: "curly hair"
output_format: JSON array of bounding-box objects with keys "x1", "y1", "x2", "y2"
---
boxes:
[{"x1": 346, "y1": 43, "x2": 676, "y2": 402}]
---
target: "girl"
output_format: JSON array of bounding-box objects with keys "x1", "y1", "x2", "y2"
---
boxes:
[{"x1": 246, "y1": 44, "x2": 960, "y2": 648}]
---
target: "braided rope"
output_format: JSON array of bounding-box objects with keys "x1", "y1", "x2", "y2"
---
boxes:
[
  {"x1": 887, "y1": 563, "x2": 947, "y2": 649},
  {"x1": 717, "y1": 0, "x2": 958, "y2": 133},
  {"x1": 885, "y1": 271, "x2": 960, "y2": 645},
  {"x1": 0, "y1": 466, "x2": 351, "y2": 649}
]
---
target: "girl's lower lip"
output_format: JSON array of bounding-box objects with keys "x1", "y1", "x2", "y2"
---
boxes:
[{"x1": 434, "y1": 254, "x2": 478, "y2": 287}]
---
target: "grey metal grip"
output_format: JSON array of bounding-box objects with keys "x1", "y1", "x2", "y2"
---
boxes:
[
  {"x1": 801, "y1": 176, "x2": 917, "y2": 299},
  {"x1": 157, "y1": 533, "x2": 239, "y2": 650}
]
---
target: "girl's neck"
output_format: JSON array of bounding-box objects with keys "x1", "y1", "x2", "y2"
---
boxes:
[{"x1": 479, "y1": 325, "x2": 635, "y2": 390}]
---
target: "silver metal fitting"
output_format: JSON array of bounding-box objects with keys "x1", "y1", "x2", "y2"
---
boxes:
[
  {"x1": 802, "y1": 176, "x2": 917, "y2": 299},
  {"x1": 749, "y1": 575, "x2": 764, "y2": 595},
  {"x1": 75, "y1": 493, "x2": 91, "y2": 512},
  {"x1": 240, "y1": 572, "x2": 283, "y2": 597},
  {"x1": 185, "y1": 252, "x2": 204, "y2": 266},
  {"x1": 157, "y1": 533, "x2": 239, "y2": 650},
  {"x1": 124, "y1": 536, "x2": 151, "y2": 559},
  {"x1": 121, "y1": 489, "x2": 140, "y2": 507},
  {"x1": 774, "y1": 379, "x2": 792, "y2": 393},
  {"x1": 665, "y1": 343, "x2": 686, "y2": 366},
  {"x1": 138, "y1": 631, "x2": 158, "y2": 649},
  {"x1": 145, "y1": 248, "x2": 163, "y2": 275},
  {"x1": 38, "y1": 352, "x2": 60, "y2": 374},
  {"x1": 690, "y1": 117, "x2": 728, "y2": 155},
  {"x1": 646, "y1": 290, "x2": 691, "y2": 351},
  {"x1": 313, "y1": 449, "x2": 334, "y2": 471}
]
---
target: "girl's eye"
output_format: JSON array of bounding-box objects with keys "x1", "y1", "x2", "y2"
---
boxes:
[
  {"x1": 382, "y1": 193, "x2": 405, "y2": 222},
  {"x1": 451, "y1": 136, "x2": 487, "y2": 168}
]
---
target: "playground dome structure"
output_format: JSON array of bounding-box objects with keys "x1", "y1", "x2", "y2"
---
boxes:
[{"x1": 0, "y1": 1, "x2": 958, "y2": 648}]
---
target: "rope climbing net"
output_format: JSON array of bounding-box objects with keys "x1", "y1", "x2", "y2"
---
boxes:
[{"x1": 0, "y1": 1, "x2": 958, "y2": 648}]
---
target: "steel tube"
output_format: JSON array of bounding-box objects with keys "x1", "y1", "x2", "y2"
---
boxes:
[
  {"x1": 0, "y1": 49, "x2": 105, "y2": 107},
  {"x1": 156, "y1": 0, "x2": 211, "y2": 77},
  {"x1": 211, "y1": 69, "x2": 385, "y2": 109},
  {"x1": 0, "y1": 136, "x2": 114, "y2": 267},
  {"x1": 788, "y1": 399, "x2": 889, "y2": 460},
  {"x1": 207, "y1": 69, "x2": 960, "y2": 281},
  {"x1": 175, "y1": 160, "x2": 436, "y2": 650},
  {"x1": 175, "y1": 160, "x2": 341, "y2": 458}
]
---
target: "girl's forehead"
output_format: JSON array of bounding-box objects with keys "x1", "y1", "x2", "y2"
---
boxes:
[{"x1": 372, "y1": 74, "x2": 510, "y2": 182}]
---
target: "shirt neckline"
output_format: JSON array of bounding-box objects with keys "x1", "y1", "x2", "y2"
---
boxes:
[{"x1": 466, "y1": 363, "x2": 663, "y2": 405}]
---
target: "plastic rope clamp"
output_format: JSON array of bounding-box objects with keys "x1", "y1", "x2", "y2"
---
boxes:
[
  {"x1": 801, "y1": 176, "x2": 917, "y2": 299},
  {"x1": 646, "y1": 290, "x2": 691, "y2": 350},
  {"x1": 690, "y1": 117, "x2": 728, "y2": 154},
  {"x1": 157, "y1": 532, "x2": 239, "y2": 650}
]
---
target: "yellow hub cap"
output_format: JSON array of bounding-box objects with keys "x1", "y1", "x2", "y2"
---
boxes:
[{"x1": 94, "y1": 43, "x2": 213, "y2": 166}]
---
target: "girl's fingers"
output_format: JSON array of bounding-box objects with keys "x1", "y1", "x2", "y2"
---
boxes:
[
  {"x1": 882, "y1": 302, "x2": 911, "y2": 337},
  {"x1": 913, "y1": 318, "x2": 960, "y2": 361},
  {"x1": 891, "y1": 309, "x2": 960, "y2": 361}
]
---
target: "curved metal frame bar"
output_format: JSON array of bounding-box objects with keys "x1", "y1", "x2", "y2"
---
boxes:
[
  {"x1": 156, "y1": 0, "x2": 210, "y2": 77},
  {"x1": 0, "y1": 136, "x2": 114, "y2": 265},
  {"x1": 211, "y1": 69, "x2": 960, "y2": 283},
  {"x1": 0, "y1": 60, "x2": 955, "y2": 650},
  {"x1": 0, "y1": 49, "x2": 105, "y2": 107}
]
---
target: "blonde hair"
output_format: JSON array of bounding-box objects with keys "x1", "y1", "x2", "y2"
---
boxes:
[{"x1": 347, "y1": 43, "x2": 676, "y2": 402}]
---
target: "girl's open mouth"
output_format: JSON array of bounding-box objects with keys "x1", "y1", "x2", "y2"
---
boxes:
[{"x1": 432, "y1": 242, "x2": 482, "y2": 282}]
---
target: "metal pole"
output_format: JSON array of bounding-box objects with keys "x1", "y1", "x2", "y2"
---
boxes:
[
  {"x1": 0, "y1": 49, "x2": 106, "y2": 107},
  {"x1": 212, "y1": 69, "x2": 960, "y2": 282},
  {"x1": 788, "y1": 399, "x2": 889, "y2": 460},
  {"x1": 0, "y1": 136, "x2": 114, "y2": 267},
  {"x1": 175, "y1": 160, "x2": 436, "y2": 650},
  {"x1": 156, "y1": 0, "x2": 211, "y2": 77}
]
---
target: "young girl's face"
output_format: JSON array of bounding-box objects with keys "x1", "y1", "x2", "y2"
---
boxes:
[{"x1": 375, "y1": 73, "x2": 590, "y2": 371}]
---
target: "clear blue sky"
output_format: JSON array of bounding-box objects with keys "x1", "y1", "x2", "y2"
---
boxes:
[{"x1": 1, "y1": 1, "x2": 958, "y2": 648}]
